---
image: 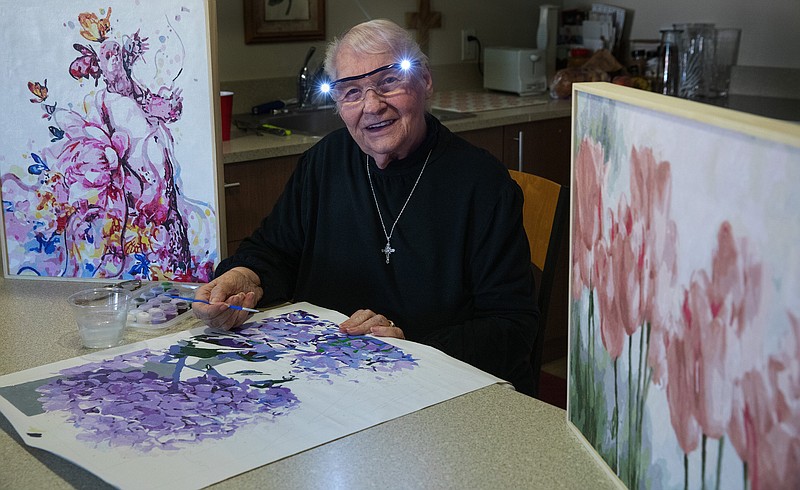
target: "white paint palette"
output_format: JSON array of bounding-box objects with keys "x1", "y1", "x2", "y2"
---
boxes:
[{"x1": 125, "y1": 282, "x2": 197, "y2": 330}]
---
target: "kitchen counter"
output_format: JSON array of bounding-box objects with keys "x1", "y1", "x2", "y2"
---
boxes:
[
  {"x1": 701, "y1": 94, "x2": 800, "y2": 123},
  {"x1": 221, "y1": 93, "x2": 572, "y2": 164}
]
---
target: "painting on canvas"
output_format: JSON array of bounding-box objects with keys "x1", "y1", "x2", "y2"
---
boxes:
[
  {"x1": 568, "y1": 83, "x2": 800, "y2": 489},
  {"x1": 0, "y1": 303, "x2": 501, "y2": 488},
  {"x1": 0, "y1": 1, "x2": 220, "y2": 281}
]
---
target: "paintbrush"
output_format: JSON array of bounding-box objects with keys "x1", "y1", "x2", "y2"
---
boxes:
[{"x1": 165, "y1": 295, "x2": 259, "y2": 313}]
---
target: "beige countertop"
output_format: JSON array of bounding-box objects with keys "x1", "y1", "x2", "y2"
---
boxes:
[
  {"x1": 0, "y1": 276, "x2": 620, "y2": 489},
  {"x1": 221, "y1": 94, "x2": 572, "y2": 164}
]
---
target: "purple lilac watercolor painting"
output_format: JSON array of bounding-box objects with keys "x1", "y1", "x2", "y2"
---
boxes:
[
  {"x1": 32, "y1": 309, "x2": 415, "y2": 452},
  {"x1": 0, "y1": 303, "x2": 499, "y2": 489},
  {"x1": 0, "y1": 2, "x2": 219, "y2": 281},
  {"x1": 568, "y1": 83, "x2": 800, "y2": 490}
]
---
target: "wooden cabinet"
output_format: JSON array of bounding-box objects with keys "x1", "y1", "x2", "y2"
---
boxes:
[
  {"x1": 459, "y1": 117, "x2": 571, "y2": 179},
  {"x1": 460, "y1": 117, "x2": 571, "y2": 363},
  {"x1": 503, "y1": 118, "x2": 571, "y2": 183},
  {"x1": 223, "y1": 154, "x2": 298, "y2": 254}
]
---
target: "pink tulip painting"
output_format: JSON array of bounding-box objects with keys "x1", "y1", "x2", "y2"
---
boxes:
[
  {"x1": 569, "y1": 84, "x2": 800, "y2": 490},
  {"x1": 0, "y1": 7, "x2": 217, "y2": 281}
]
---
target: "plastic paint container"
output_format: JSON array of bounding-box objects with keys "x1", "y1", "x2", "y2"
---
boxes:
[
  {"x1": 123, "y1": 281, "x2": 200, "y2": 330},
  {"x1": 149, "y1": 310, "x2": 167, "y2": 324}
]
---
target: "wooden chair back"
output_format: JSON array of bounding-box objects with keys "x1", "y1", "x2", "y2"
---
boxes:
[{"x1": 509, "y1": 169, "x2": 568, "y2": 396}]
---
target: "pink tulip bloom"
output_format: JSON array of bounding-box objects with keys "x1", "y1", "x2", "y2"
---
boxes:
[
  {"x1": 740, "y1": 369, "x2": 800, "y2": 490},
  {"x1": 728, "y1": 312, "x2": 800, "y2": 489},
  {"x1": 665, "y1": 327, "x2": 702, "y2": 454},
  {"x1": 594, "y1": 239, "x2": 624, "y2": 359},
  {"x1": 679, "y1": 222, "x2": 764, "y2": 439},
  {"x1": 610, "y1": 197, "x2": 645, "y2": 336},
  {"x1": 628, "y1": 147, "x2": 679, "y2": 384},
  {"x1": 572, "y1": 138, "x2": 605, "y2": 298}
]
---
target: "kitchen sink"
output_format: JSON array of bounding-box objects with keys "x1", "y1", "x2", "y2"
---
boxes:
[
  {"x1": 236, "y1": 107, "x2": 475, "y2": 137},
  {"x1": 261, "y1": 108, "x2": 345, "y2": 135},
  {"x1": 430, "y1": 108, "x2": 476, "y2": 122}
]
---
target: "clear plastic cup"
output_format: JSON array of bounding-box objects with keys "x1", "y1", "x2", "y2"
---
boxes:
[
  {"x1": 711, "y1": 27, "x2": 741, "y2": 97},
  {"x1": 68, "y1": 287, "x2": 131, "y2": 348}
]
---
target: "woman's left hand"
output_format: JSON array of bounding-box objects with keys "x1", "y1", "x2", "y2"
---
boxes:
[{"x1": 339, "y1": 309, "x2": 405, "y2": 339}]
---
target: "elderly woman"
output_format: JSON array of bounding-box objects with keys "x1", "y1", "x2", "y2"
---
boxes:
[{"x1": 194, "y1": 19, "x2": 538, "y2": 395}]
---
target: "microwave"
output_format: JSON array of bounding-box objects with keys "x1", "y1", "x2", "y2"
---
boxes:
[{"x1": 483, "y1": 47, "x2": 547, "y2": 96}]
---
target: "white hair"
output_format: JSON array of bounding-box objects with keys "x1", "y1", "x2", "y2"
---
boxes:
[{"x1": 324, "y1": 19, "x2": 430, "y2": 82}]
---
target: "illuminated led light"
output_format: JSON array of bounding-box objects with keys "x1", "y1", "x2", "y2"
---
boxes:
[{"x1": 320, "y1": 59, "x2": 421, "y2": 98}]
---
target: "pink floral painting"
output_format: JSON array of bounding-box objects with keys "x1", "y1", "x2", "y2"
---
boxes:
[
  {"x1": 568, "y1": 83, "x2": 800, "y2": 489},
  {"x1": 0, "y1": 2, "x2": 219, "y2": 281}
]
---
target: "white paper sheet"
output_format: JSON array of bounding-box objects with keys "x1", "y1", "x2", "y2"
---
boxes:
[{"x1": 0, "y1": 302, "x2": 504, "y2": 489}]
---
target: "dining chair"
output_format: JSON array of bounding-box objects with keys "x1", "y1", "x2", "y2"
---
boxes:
[{"x1": 508, "y1": 169, "x2": 569, "y2": 397}]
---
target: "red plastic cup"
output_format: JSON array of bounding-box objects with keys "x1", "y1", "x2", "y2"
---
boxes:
[{"x1": 220, "y1": 91, "x2": 234, "y2": 141}]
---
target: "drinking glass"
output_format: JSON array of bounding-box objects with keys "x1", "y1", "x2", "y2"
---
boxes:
[
  {"x1": 711, "y1": 28, "x2": 741, "y2": 97},
  {"x1": 674, "y1": 23, "x2": 716, "y2": 99}
]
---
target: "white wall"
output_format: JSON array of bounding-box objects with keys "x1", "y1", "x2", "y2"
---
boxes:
[
  {"x1": 216, "y1": 0, "x2": 550, "y2": 82},
  {"x1": 562, "y1": 0, "x2": 800, "y2": 68},
  {"x1": 217, "y1": 0, "x2": 799, "y2": 82}
]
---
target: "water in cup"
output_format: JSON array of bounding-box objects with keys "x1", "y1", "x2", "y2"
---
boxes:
[{"x1": 69, "y1": 287, "x2": 131, "y2": 348}]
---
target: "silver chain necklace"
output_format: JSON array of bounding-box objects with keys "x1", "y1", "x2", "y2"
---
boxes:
[{"x1": 366, "y1": 148, "x2": 432, "y2": 264}]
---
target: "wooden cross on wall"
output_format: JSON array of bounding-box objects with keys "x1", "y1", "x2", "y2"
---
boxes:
[{"x1": 405, "y1": 0, "x2": 442, "y2": 56}]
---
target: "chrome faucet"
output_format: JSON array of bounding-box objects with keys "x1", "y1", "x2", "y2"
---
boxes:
[{"x1": 297, "y1": 46, "x2": 316, "y2": 108}]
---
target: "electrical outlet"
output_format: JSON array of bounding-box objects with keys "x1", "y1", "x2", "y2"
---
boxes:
[{"x1": 461, "y1": 28, "x2": 476, "y2": 61}]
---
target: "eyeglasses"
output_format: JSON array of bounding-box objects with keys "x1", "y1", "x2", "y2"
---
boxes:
[{"x1": 322, "y1": 59, "x2": 421, "y2": 105}]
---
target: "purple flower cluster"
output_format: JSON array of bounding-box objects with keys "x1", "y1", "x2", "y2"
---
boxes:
[
  {"x1": 295, "y1": 335, "x2": 417, "y2": 378},
  {"x1": 37, "y1": 357, "x2": 298, "y2": 451},
  {"x1": 35, "y1": 311, "x2": 415, "y2": 452}
]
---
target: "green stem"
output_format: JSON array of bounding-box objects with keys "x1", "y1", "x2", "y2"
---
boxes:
[
  {"x1": 715, "y1": 437, "x2": 724, "y2": 490},
  {"x1": 637, "y1": 323, "x2": 653, "y2": 463},
  {"x1": 613, "y1": 358, "x2": 619, "y2": 474},
  {"x1": 743, "y1": 461, "x2": 748, "y2": 490},
  {"x1": 588, "y1": 288, "x2": 597, "y2": 445},
  {"x1": 627, "y1": 335, "x2": 633, "y2": 482},
  {"x1": 702, "y1": 434, "x2": 707, "y2": 490},
  {"x1": 633, "y1": 324, "x2": 645, "y2": 486},
  {"x1": 685, "y1": 453, "x2": 689, "y2": 490}
]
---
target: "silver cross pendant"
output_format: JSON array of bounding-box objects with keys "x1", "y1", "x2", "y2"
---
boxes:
[{"x1": 382, "y1": 241, "x2": 395, "y2": 264}]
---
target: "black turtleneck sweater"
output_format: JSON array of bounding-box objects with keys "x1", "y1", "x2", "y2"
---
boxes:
[{"x1": 216, "y1": 114, "x2": 539, "y2": 395}]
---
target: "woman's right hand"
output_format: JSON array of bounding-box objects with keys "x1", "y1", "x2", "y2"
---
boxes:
[{"x1": 192, "y1": 267, "x2": 263, "y2": 330}]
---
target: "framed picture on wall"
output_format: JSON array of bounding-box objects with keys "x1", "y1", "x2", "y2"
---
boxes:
[
  {"x1": 0, "y1": 1, "x2": 223, "y2": 282},
  {"x1": 568, "y1": 82, "x2": 800, "y2": 489},
  {"x1": 244, "y1": 0, "x2": 326, "y2": 43}
]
